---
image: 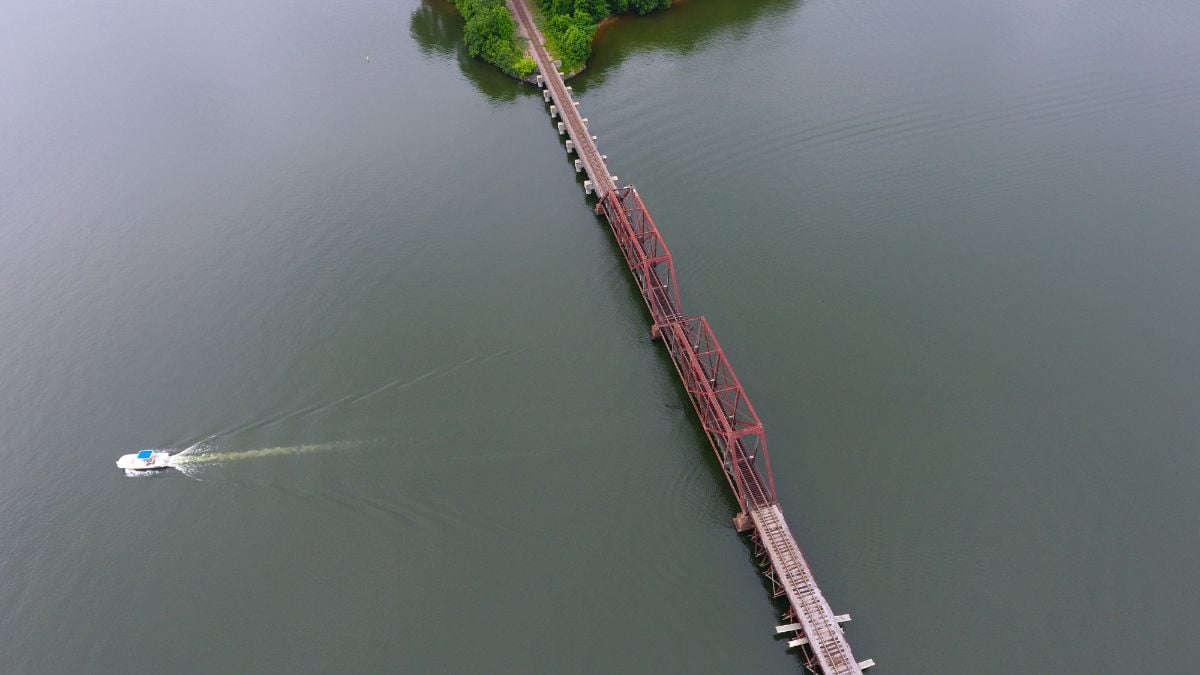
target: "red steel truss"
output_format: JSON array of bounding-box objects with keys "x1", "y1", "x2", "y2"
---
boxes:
[
  {"x1": 599, "y1": 186, "x2": 683, "y2": 324},
  {"x1": 600, "y1": 187, "x2": 777, "y2": 512}
]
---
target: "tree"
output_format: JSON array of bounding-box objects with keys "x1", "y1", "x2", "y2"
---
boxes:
[
  {"x1": 456, "y1": 0, "x2": 529, "y2": 75},
  {"x1": 459, "y1": 0, "x2": 671, "y2": 76},
  {"x1": 464, "y1": 5, "x2": 513, "y2": 57},
  {"x1": 514, "y1": 56, "x2": 537, "y2": 78},
  {"x1": 633, "y1": 0, "x2": 669, "y2": 15},
  {"x1": 559, "y1": 25, "x2": 590, "y2": 67}
]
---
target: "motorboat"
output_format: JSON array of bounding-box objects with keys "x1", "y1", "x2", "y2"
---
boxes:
[{"x1": 116, "y1": 449, "x2": 172, "y2": 472}]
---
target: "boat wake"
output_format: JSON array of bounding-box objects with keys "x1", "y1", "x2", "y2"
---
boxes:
[
  {"x1": 169, "y1": 440, "x2": 361, "y2": 469},
  {"x1": 117, "y1": 439, "x2": 364, "y2": 478},
  {"x1": 171, "y1": 437, "x2": 355, "y2": 461}
]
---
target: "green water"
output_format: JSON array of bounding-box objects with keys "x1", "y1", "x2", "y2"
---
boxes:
[{"x1": 2, "y1": 0, "x2": 1199, "y2": 672}]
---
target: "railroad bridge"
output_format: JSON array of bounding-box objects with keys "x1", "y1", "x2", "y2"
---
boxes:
[{"x1": 508, "y1": 1, "x2": 873, "y2": 671}]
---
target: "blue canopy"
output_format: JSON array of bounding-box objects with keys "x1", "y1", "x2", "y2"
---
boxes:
[{"x1": 137, "y1": 450, "x2": 153, "y2": 459}]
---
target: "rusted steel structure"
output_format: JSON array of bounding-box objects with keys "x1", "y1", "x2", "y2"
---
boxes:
[
  {"x1": 600, "y1": 188, "x2": 776, "y2": 515},
  {"x1": 511, "y1": 1, "x2": 872, "y2": 672},
  {"x1": 601, "y1": 189, "x2": 867, "y2": 675}
]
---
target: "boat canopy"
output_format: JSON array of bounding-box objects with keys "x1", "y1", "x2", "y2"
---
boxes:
[{"x1": 137, "y1": 450, "x2": 153, "y2": 459}]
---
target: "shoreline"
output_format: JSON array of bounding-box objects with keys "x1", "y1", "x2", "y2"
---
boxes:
[
  {"x1": 506, "y1": 0, "x2": 679, "y2": 84},
  {"x1": 594, "y1": 0, "x2": 690, "y2": 41}
]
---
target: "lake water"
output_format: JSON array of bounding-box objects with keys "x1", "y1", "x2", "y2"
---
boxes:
[{"x1": 2, "y1": 0, "x2": 1198, "y2": 672}]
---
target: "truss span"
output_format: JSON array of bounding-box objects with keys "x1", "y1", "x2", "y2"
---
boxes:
[
  {"x1": 600, "y1": 189, "x2": 864, "y2": 674},
  {"x1": 511, "y1": 1, "x2": 869, "y2": 670}
]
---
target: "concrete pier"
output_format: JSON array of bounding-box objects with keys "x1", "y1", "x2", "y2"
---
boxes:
[{"x1": 510, "y1": 0, "x2": 614, "y2": 198}]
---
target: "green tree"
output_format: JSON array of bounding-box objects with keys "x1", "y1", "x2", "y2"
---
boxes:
[
  {"x1": 458, "y1": 0, "x2": 671, "y2": 76},
  {"x1": 633, "y1": 0, "x2": 669, "y2": 14},
  {"x1": 454, "y1": 0, "x2": 530, "y2": 76},
  {"x1": 464, "y1": 5, "x2": 513, "y2": 57},
  {"x1": 559, "y1": 25, "x2": 590, "y2": 67},
  {"x1": 514, "y1": 56, "x2": 537, "y2": 78}
]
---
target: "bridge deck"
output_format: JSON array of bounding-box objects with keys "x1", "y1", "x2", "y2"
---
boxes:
[
  {"x1": 751, "y1": 505, "x2": 862, "y2": 675},
  {"x1": 510, "y1": 3, "x2": 866, "y2": 672},
  {"x1": 509, "y1": 0, "x2": 615, "y2": 198}
]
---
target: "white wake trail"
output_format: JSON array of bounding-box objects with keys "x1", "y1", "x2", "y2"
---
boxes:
[{"x1": 168, "y1": 440, "x2": 362, "y2": 467}]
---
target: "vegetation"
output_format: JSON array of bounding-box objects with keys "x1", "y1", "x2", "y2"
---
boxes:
[
  {"x1": 452, "y1": 0, "x2": 528, "y2": 77},
  {"x1": 451, "y1": 0, "x2": 672, "y2": 78},
  {"x1": 539, "y1": 0, "x2": 671, "y2": 72},
  {"x1": 514, "y1": 55, "x2": 537, "y2": 78}
]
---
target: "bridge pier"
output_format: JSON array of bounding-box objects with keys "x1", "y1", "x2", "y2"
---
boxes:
[
  {"x1": 734, "y1": 512, "x2": 754, "y2": 532},
  {"x1": 549, "y1": 105, "x2": 557, "y2": 118},
  {"x1": 574, "y1": 159, "x2": 582, "y2": 173}
]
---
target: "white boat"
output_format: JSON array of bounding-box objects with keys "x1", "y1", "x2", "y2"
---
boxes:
[{"x1": 116, "y1": 449, "x2": 172, "y2": 472}]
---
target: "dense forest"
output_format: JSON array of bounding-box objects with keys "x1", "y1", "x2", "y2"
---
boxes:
[{"x1": 451, "y1": 0, "x2": 672, "y2": 77}]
